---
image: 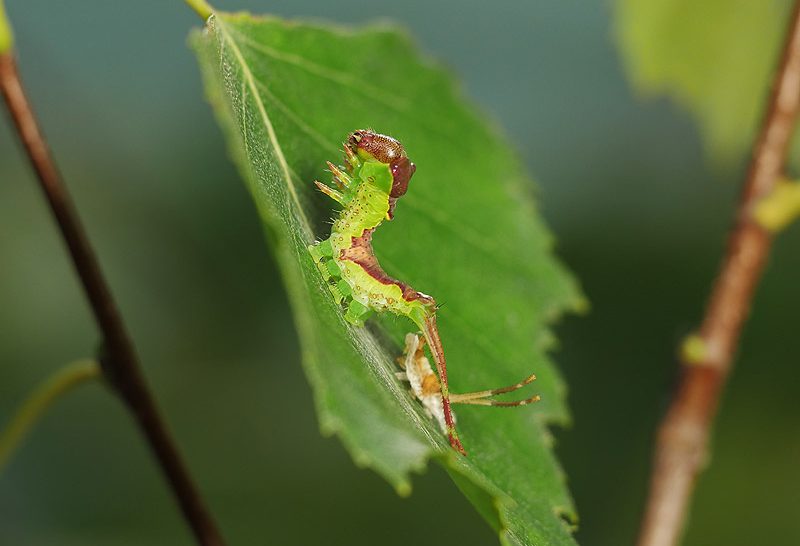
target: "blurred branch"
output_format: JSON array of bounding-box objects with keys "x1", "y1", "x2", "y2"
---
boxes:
[
  {"x1": 0, "y1": 26, "x2": 226, "y2": 546},
  {"x1": 0, "y1": 360, "x2": 100, "y2": 473},
  {"x1": 637, "y1": 3, "x2": 800, "y2": 546}
]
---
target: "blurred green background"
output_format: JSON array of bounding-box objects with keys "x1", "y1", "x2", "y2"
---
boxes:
[{"x1": 1, "y1": 1, "x2": 798, "y2": 545}]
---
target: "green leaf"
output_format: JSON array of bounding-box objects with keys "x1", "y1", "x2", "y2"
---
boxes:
[
  {"x1": 191, "y1": 12, "x2": 583, "y2": 545},
  {"x1": 614, "y1": 0, "x2": 794, "y2": 166}
]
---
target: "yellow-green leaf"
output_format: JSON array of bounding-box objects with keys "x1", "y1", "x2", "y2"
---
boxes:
[{"x1": 615, "y1": 0, "x2": 794, "y2": 166}]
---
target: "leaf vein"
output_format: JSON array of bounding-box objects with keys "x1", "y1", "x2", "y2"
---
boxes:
[
  {"x1": 218, "y1": 17, "x2": 313, "y2": 239},
  {"x1": 225, "y1": 25, "x2": 411, "y2": 113}
]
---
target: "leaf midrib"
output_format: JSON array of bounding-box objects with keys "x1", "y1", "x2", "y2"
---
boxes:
[{"x1": 216, "y1": 15, "x2": 313, "y2": 238}]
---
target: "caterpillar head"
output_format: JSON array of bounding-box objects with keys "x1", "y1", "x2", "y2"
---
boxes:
[{"x1": 348, "y1": 129, "x2": 416, "y2": 200}]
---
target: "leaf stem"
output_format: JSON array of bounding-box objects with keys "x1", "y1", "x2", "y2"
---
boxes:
[
  {"x1": 636, "y1": 3, "x2": 800, "y2": 546},
  {"x1": 184, "y1": 0, "x2": 214, "y2": 21},
  {"x1": 0, "y1": 0, "x2": 13, "y2": 53},
  {"x1": 0, "y1": 41, "x2": 226, "y2": 546},
  {"x1": 0, "y1": 360, "x2": 100, "y2": 473}
]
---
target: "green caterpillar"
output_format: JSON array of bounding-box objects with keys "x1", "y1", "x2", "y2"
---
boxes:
[{"x1": 309, "y1": 130, "x2": 538, "y2": 454}]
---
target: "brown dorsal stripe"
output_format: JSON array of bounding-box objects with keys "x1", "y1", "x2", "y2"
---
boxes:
[{"x1": 339, "y1": 229, "x2": 433, "y2": 304}]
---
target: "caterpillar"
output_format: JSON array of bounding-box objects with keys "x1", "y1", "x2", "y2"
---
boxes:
[{"x1": 309, "y1": 130, "x2": 538, "y2": 455}]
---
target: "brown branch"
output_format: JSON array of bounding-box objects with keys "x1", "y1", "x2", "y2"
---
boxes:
[
  {"x1": 0, "y1": 53, "x2": 226, "y2": 546},
  {"x1": 636, "y1": 3, "x2": 800, "y2": 546}
]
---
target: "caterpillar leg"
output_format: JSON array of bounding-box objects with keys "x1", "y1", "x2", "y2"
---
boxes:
[
  {"x1": 343, "y1": 298, "x2": 372, "y2": 326},
  {"x1": 309, "y1": 241, "x2": 345, "y2": 305},
  {"x1": 314, "y1": 180, "x2": 344, "y2": 204},
  {"x1": 409, "y1": 310, "x2": 465, "y2": 454},
  {"x1": 398, "y1": 333, "x2": 540, "y2": 448},
  {"x1": 326, "y1": 161, "x2": 353, "y2": 190},
  {"x1": 309, "y1": 241, "x2": 374, "y2": 326},
  {"x1": 450, "y1": 374, "x2": 540, "y2": 406}
]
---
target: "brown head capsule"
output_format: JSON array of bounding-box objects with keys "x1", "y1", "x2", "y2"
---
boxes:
[
  {"x1": 347, "y1": 129, "x2": 406, "y2": 163},
  {"x1": 347, "y1": 130, "x2": 416, "y2": 200}
]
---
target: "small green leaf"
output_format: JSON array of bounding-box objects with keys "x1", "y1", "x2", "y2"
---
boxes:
[
  {"x1": 191, "y1": 12, "x2": 583, "y2": 545},
  {"x1": 615, "y1": 0, "x2": 794, "y2": 166}
]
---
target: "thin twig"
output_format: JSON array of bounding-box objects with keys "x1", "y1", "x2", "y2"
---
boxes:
[
  {"x1": 0, "y1": 49, "x2": 226, "y2": 546},
  {"x1": 636, "y1": 3, "x2": 800, "y2": 546},
  {"x1": 0, "y1": 360, "x2": 100, "y2": 473}
]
